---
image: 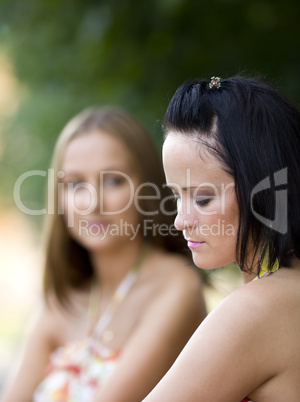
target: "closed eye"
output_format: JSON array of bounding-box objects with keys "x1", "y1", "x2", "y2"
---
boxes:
[
  {"x1": 104, "y1": 176, "x2": 126, "y2": 187},
  {"x1": 194, "y1": 197, "x2": 214, "y2": 207},
  {"x1": 66, "y1": 180, "x2": 86, "y2": 187}
]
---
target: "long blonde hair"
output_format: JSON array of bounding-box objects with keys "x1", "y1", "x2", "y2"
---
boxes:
[{"x1": 43, "y1": 106, "x2": 186, "y2": 306}]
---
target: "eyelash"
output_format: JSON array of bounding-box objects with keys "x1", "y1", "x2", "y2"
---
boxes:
[
  {"x1": 195, "y1": 198, "x2": 213, "y2": 207},
  {"x1": 104, "y1": 177, "x2": 125, "y2": 187},
  {"x1": 63, "y1": 177, "x2": 125, "y2": 188},
  {"x1": 66, "y1": 180, "x2": 84, "y2": 187},
  {"x1": 172, "y1": 195, "x2": 213, "y2": 207}
]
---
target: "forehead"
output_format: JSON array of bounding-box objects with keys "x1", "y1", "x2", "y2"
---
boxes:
[
  {"x1": 163, "y1": 132, "x2": 232, "y2": 187},
  {"x1": 61, "y1": 129, "x2": 133, "y2": 169}
]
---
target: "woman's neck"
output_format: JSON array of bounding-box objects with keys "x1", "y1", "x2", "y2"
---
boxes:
[
  {"x1": 89, "y1": 236, "x2": 145, "y2": 291},
  {"x1": 241, "y1": 270, "x2": 257, "y2": 284}
]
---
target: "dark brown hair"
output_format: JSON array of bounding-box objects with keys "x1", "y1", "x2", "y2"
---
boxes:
[{"x1": 164, "y1": 76, "x2": 300, "y2": 274}]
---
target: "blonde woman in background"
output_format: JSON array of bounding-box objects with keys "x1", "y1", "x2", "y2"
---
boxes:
[{"x1": 2, "y1": 107, "x2": 206, "y2": 402}]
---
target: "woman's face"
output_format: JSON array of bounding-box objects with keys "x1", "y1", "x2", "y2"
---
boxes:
[
  {"x1": 163, "y1": 132, "x2": 239, "y2": 270},
  {"x1": 59, "y1": 129, "x2": 141, "y2": 251}
]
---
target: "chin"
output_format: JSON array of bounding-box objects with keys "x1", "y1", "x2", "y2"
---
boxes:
[
  {"x1": 191, "y1": 256, "x2": 222, "y2": 271},
  {"x1": 73, "y1": 234, "x2": 113, "y2": 250}
]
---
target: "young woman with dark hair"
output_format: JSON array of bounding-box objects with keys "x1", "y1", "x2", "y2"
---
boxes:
[
  {"x1": 2, "y1": 107, "x2": 206, "y2": 402},
  {"x1": 144, "y1": 76, "x2": 300, "y2": 401}
]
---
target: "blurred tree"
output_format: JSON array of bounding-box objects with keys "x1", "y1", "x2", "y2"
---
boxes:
[{"x1": 0, "y1": 0, "x2": 299, "y2": 219}]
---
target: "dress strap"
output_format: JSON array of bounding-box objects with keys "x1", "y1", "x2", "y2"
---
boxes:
[{"x1": 92, "y1": 243, "x2": 149, "y2": 338}]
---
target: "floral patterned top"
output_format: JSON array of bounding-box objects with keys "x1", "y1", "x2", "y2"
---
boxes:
[
  {"x1": 33, "y1": 337, "x2": 119, "y2": 401},
  {"x1": 33, "y1": 246, "x2": 148, "y2": 402}
]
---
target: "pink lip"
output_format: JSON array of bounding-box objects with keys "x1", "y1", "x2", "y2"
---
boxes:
[
  {"x1": 187, "y1": 240, "x2": 205, "y2": 249},
  {"x1": 87, "y1": 220, "x2": 109, "y2": 229}
]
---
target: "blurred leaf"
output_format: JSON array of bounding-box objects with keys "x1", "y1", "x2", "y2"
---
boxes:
[{"x1": 0, "y1": 0, "x2": 299, "y2": 215}]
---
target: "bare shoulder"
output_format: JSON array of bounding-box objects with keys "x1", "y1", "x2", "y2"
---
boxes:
[
  {"x1": 234, "y1": 266, "x2": 300, "y2": 314},
  {"x1": 0, "y1": 296, "x2": 71, "y2": 401},
  {"x1": 142, "y1": 280, "x2": 282, "y2": 402},
  {"x1": 137, "y1": 248, "x2": 206, "y2": 324},
  {"x1": 38, "y1": 288, "x2": 90, "y2": 346},
  {"x1": 146, "y1": 248, "x2": 204, "y2": 296},
  {"x1": 203, "y1": 267, "x2": 300, "y2": 346},
  {"x1": 32, "y1": 295, "x2": 68, "y2": 348},
  {"x1": 207, "y1": 276, "x2": 276, "y2": 327},
  {"x1": 148, "y1": 247, "x2": 201, "y2": 279}
]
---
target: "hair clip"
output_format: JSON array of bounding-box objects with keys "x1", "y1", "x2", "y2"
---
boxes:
[{"x1": 209, "y1": 76, "x2": 221, "y2": 89}]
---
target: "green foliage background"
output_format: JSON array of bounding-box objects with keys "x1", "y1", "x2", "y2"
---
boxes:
[{"x1": 0, "y1": 0, "x2": 300, "y2": 219}]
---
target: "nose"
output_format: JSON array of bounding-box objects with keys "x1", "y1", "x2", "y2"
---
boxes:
[
  {"x1": 174, "y1": 199, "x2": 196, "y2": 231},
  {"x1": 72, "y1": 183, "x2": 97, "y2": 212}
]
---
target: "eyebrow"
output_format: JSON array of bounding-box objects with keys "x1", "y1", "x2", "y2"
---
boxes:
[
  {"x1": 167, "y1": 185, "x2": 215, "y2": 191},
  {"x1": 62, "y1": 166, "x2": 133, "y2": 174}
]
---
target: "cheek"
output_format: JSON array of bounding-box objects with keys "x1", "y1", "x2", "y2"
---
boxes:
[
  {"x1": 217, "y1": 197, "x2": 239, "y2": 241},
  {"x1": 105, "y1": 187, "x2": 140, "y2": 226},
  {"x1": 103, "y1": 185, "x2": 134, "y2": 213},
  {"x1": 224, "y1": 195, "x2": 239, "y2": 227},
  {"x1": 194, "y1": 199, "x2": 225, "y2": 224},
  {"x1": 63, "y1": 188, "x2": 96, "y2": 213},
  {"x1": 197, "y1": 198, "x2": 239, "y2": 237}
]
